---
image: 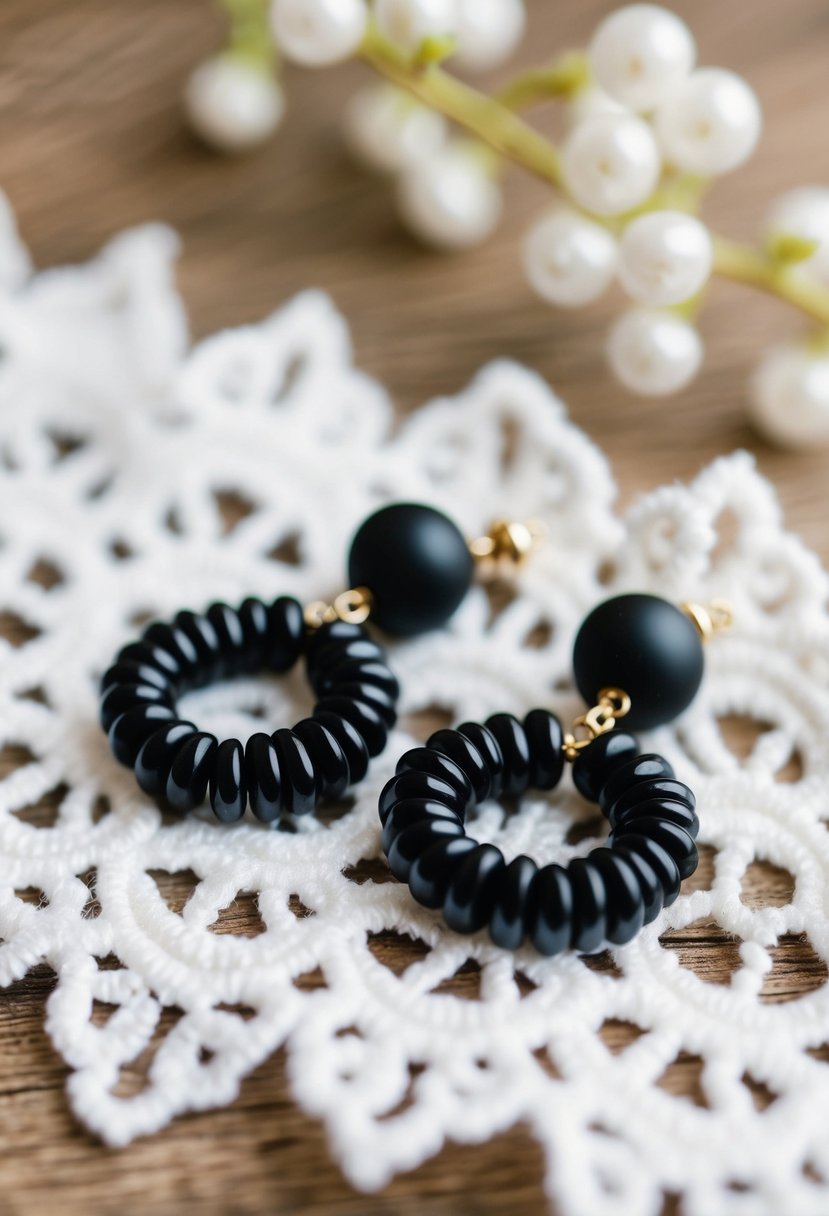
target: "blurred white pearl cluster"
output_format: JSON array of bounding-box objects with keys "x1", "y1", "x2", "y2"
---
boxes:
[{"x1": 184, "y1": 0, "x2": 829, "y2": 448}]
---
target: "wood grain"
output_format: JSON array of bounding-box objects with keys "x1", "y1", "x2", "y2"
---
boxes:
[{"x1": 0, "y1": 0, "x2": 828, "y2": 1211}]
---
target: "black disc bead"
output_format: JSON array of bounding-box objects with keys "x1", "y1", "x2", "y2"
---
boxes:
[
  {"x1": 312, "y1": 711, "x2": 370, "y2": 785},
  {"x1": 484, "y1": 713, "x2": 532, "y2": 797},
  {"x1": 614, "y1": 797, "x2": 699, "y2": 838},
  {"x1": 568, "y1": 858, "x2": 607, "y2": 953},
  {"x1": 387, "y1": 818, "x2": 466, "y2": 883},
  {"x1": 443, "y1": 843, "x2": 505, "y2": 935},
  {"x1": 607, "y1": 776, "x2": 695, "y2": 826},
  {"x1": 209, "y1": 738, "x2": 247, "y2": 823},
  {"x1": 378, "y1": 770, "x2": 467, "y2": 826},
  {"x1": 304, "y1": 620, "x2": 366, "y2": 667},
  {"x1": 395, "y1": 747, "x2": 474, "y2": 811},
  {"x1": 457, "y1": 723, "x2": 504, "y2": 799},
  {"x1": 265, "y1": 596, "x2": 305, "y2": 672},
  {"x1": 293, "y1": 718, "x2": 350, "y2": 801},
  {"x1": 116, "y1": 641, "x2": 182, "y2": 682},
  {"x1": 489, "y1": 855, "x2": 537, "y2": 950},
  {"x1": 206, "y1": 602, "x2": 247, "y2": 677},
  {"x1": 314, "y1": 658, "x2": 400, "y2": 701},
  {"x1": 329, "y1": 681, "x2": 397, "y2": 728},
  {"x1": 614, "y1": 836, "x2": 682, "y2": 906},
  {"x1": 426, "y1": 729, "x2": 493, "y2": 803},
  {"x1": 109, "y1": 704, "x2": 179, "y2": 767},
  {"x1": 526, "y1": 864, "x2": 573, "y2": 957},
  {"x1": 173, "y1": 610, "x2": 223, "y2": 677},
  {"x1": 573, "y1": 593, "x2": 704, "y2": 730},
  {"x1": 347, "y1": 502, "x2": 474, "y2": 637},
  {"x1": 142, "y1": 621, "x2": 201, "y2": 689},
  {"x1": 245, "y1": 732, "x2": 282, "y2": 823},
  {"x1": 589, "y1": 848, "x2": 645, "y2": 945},
  {"x1": 571, "y1": 730, "x2": 640, "y2": 804},
  {"x1": 165, "y1": 732, "x2": 218, "y2": 813},
  {"x1": 314, "y1": 694, "x2": 388, "y2": 758},
  {"x1": 308, "y1": 635, "x2": 386, "y2": 684},
  {"x1": 523, "y1": 709, "x2": 565, "y2": 791},
  {"x1": 613, "y1": 848, "x2": 665, "y2": 926},
  {"x1": 382, "y1": 797, "x2": 462, "y2": 855},
  {"x1": 408, "y1": 836, "x2": 479, "y2": 909},
  {"x1": 614, "y1": 817, "x2": 698, "y2": 880},
  {"x1": 599, "y1": 754, "x2": 675, "y2": 816},
  {"x1": 236, "y1": 597, "x2": 271, "y2": 673},
  {"x1": 100, "y1": 682, "x2": 174, "y2": 733},
  {"x1": 134, "y1": 721, "x2": 198, "y2": 799},
  {"x1": 272, "y1": 729, "x2": 316, "y2": 816},
  {"x1": 100, "y1": 660, "x2": 171, "y2": 697}
]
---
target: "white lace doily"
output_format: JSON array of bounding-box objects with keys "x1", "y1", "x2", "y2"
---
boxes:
[{"x1": 2, "y1": 197, "x2": 829, "y2": 1216}]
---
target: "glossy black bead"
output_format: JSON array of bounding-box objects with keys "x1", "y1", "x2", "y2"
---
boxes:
[
  {"x1": 573, "y1": 594, "x2": 704, "y2": 731},
  {"x1": 571, "y1": 730, "x2": 640, "y2": 804},
  {"x1": 173, "y1": 610, "x2": 223, "y2": 677},
  {"x1": 116, "y1": 641, "x2": 181, "y2": 682},
  {"x1": 348, "y1": 503, "x2": 474, "y2": 637},
  {"x1": 457, "y1": 723, "x2": 504, "y2": 799},
  {"x1": 142, "y1": 621, "x2": 200, "y2": 686},
  {"x1": 109, "y1": 703, "x2": 179, "y2": 767},
  {"x1": 382, "y1": 797, "x2": 462, "y2": 855},
  {"x1": 312, "y1": 711, "x2": 370, "y2": 785},
  {"x1": 613, "y1": 847, "x2": 664, "y2": 925},
  {"x1": 378, "y1": 770, "x2": 466, "y2": 826},
  {"x1": 100, "y1": 660, "x2": 171, "y2": 697},
  {"x1": 598, "y1": 754, "x2": 675, "y2": 816},
  {"x1": 265, "y1": 596, "x2": 304, "y2": 673},
  {"x1": 165, "y1": 732, "x2": 218, "y2": 813},
  {"x1": 100, "y1": 682, "x2": 173, "y2": 733},
  {"x1": 329, "y1": 681, "x2": 397, "y2": 728},
  {"x1": 209, "y1": 738, "x2": 247, "y2": 823},
  {"x1": 568, "y1": 858, "x2": 607, "y2": 953},
  {"x1": 293, "y1": 718, "x2": 350, "y2": 801},
  {"x1": 206, "y1": 602, "x2": 246, "y2": 677},
  {"x1": 614, "y1": 817, "x2": 698, "y2": 880},
  {"x1": 387, "y1": 818, "x2": 465, "y2": 883},
  {"x1": 245, "y1": 732, "x2": 282, "y2": 823},
  {"x1": 426, "y1": 730, "x2": 492, "y2": 803},
  {"x1": 272, "y1": 729, "x2": 316, "y2": 816},
  {"x1": 589, "y1": 848, "x2": 645, "y2": 945},
  {"x1": 443, "y1": 844, "x2": 505, "y2": 935},
  {"x1": 607, "y1": 777, "x2": 696, "y2": 826},
  {"x1": 314, "y1": 695, "x2": 388, "y2": 758},
  {"x1": 489, "y1": 855, "x2": 537, "y2": 950},
  {"x1": 523, "y1": 709, "x2": 565, "y2": 791},
  {"x1": 314, "y1": 658, "x2": 400, "y2": 701},
  {"x1": 613, "y1": 835, "x2": 682, "y2": 906},
  {"x1": 526, "y1": 864, "x2": 573, "y2": 957},
  {"x1": 408, "y1": 836, "x2": 479, "y2": 909},
  {"x1": 304, "y1": 620, "x2": 366, "y2": 667},
  {"x1": 395, "y1": 747, "x2": 474, "y2": 811},
  {"x1": 237, "y1": 598, "x2": 271, "y2": 673},
  {"x1": 308, "y1": 635, "x2": 385, "y2": 685},
  {"x1": 614, "y1": 797, "x2": 699, "y2": 838},
  {"x1": 134, "y1": 721, "x2": 198, "y2": 799},
  {"x1": 484, "y1": 713, "x2": 532, "y2": 797}
]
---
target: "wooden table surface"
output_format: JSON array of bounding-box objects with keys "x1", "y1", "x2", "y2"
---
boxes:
[{"x1": 1, "y1": 1, "x2": 828, "y2": 1212}]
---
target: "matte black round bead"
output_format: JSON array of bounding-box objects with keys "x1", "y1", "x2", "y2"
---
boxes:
[
  {"x1": 382, "y1": 797, "x2": 462, "y2": 856},
  {"x1": 100, "y1": 682, "x2": 173, "y2": 733},
  {"x1": 571, "y1": 730, "x2": 640, "y2": 804},
  {"x1": 589, "y1": 848, "x2": 645, "y2": 945},
  {"x1": 523, "y1": 709, "x2": 565, "y2": 791},
  {"x1": 237, "y1": 597, "x2": 271, "y2": 673},
  {"x1": 387, "y1": 818, "x2": 465, "y2": 883},
  {"x1": 614, "y1": 836, "x2": 682, "y2": 906},
  {"x1": 165, "y1": 732, "x2": 218, "y2": 813},
  {"x1": 142, "y1": 621, "x2": 200, "y2": 687},
  {"x1": 408, "y1": 836, "x2": 479, "y2": 909},
  {"x1": 100, "y1": 660, "x2": 171, "y2": 697},
  {"x1": 395, "y1": 747, "x2": 474, "y2": 811},
  {"x1": 265, "y1": 596, "x2": 305, "y2": 672},
  {"x1": 348, "y1": 502, "x2": 474, "y2": 637},
  {"x1": 443, "y1": 844, "x2": 505, "y2": 935},
  {"x1": 330, "y1": 682, "x2": 398, "y2": 728},
  {"x1": 489, "y1": 855, "x2": 537, "y2": 950},
  {"x1": 526, "y1": 864, "x2": 573, "y2": 957},
  {"x1": 573, "y1": 594, "x2": 704, "y2": 730},
  {"x1": 615, "y1": 797, "x2": 699, "y2": 838},
  {"x1": 312, "y1": 711, "x2": 370, "y2": 785},
  {"x1": 173, "y1": 610, "x2": 223, "y2": 677},
  {"x1": 607, "y1": 776, "x2": 696, "y2": 826},
  {"x1": 210, "y1": 738, "x2": 247, "y2": 823},
  {"x1": 273, "y1": 729, "x2": 316, "y2": 816},
  {"x1": 426, "y1": 729, "x2": 492, "y2": 803},
  {"x1": 293, "y1": 718, "x2": 350, "y2": 801},
  {"x1": 457, "y1": 723, "x2": 504, "y2": 799},
  {"x1": 109, "y1": 704, "x2": 179, "y2": 767},
  {"x1": 135, "y1": 721, "x2": 198, "y2": 799},
  {"x1": 116, "y1": 641, "x2": 181, "y2": 682},
  {"x1": 484, "y1": 713, "x2": 532, "y2": 797},
  {"x1": 568, "y1": 858, "x2": 607, "y2": 953},
  {"x1": 378, "y1": 770, "x2": 466, "y2": 826},
  {"x1": 314, "y1": 658, "x2": 400, "y2": 701},
  {"x1": 245, "y1": 732, "x2": 282, "y2": 823},
  {"x1": 206, "y1": 602, "x2": 246, "y2": 676},
  {"x1": 599, "y1": 754, "x2": 675, "y2": 816},
  {"x1": 314, "y1": 694, "x2": 388, "y2": 758},
  {"x1": 614, "y1": 817, "x2": 698, "y2": 880},
  {"x1": 613, "y1": 848, "x2": 665, "y2": 925}
]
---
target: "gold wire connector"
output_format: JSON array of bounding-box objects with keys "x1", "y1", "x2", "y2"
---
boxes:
[
  {"x1": 468, "y1": 518, "x2": 546, "y2": 573},
  {"x1": 562, "y1": 687, "x2": 631, "y2": 763},
  {"x1": 304, "y1": 586, "x2": 373, "y2": 631},
  {"x1": 681, "y1": 599, "x2": 734, "y2": 642}
]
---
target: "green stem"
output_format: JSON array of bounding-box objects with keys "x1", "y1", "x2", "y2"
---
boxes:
[
  {"x1": 495, "y1": 51, "x2": 590, "y2": 111},
  {"x1": 712, "y1": 237, "x2": 829, "y2": 327},
  {"x1": 220, "y1": 0, "x2": 274, "y2": 70}
]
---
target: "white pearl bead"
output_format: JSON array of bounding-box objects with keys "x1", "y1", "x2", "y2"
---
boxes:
[
  {"x1": 345, "y1": 83, "x2": 446, "y2": 173},
  {"x1": 184, "y1": 57, "x2": 284, "y2": 152},
  {"x1": 271, "y1": 0, "x2": 367, "y2": 67},
  {"x1": 589, "y1": 4, "x2": 696, "y2": 112},
  {"x1": 453, "y1": 0, "x2": 526, "y2": 72},
  {"x1": 522, "y1": 209, "x2": 617, "y2": 307},
  {"x1": 750, "y1": 345, "x2": 829, "y2": 448},
  {"x1": 397, "y1": 142, "x2": 501, "y2": 249},
  {"x1": 655, "y1": 68, "x2": 762, "y2": 176},
  {"x1": 765, "y1": 187, "x2": 829, "y2": 282},
  {"x1": 375, "y1": 0, "x2": 456, "y2": 52},
  {"x1": 562, "y1": 114, "x2": 661, "y2": 217},
  {"x1": 618, "y1": 210, "x2": 712, "y2": 306},
  {"x1": 608, "y1": 308, "x2": 702, "y2": 396},
  {"x1": 566, "y1": 84, "x2": 626, "y2": 131}
]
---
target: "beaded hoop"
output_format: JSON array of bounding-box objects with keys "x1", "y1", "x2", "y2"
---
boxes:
[
  {"x1": 101, "y1": 602, "x2": 399, "y2": 822},
  {"x1": 379, "y1": 713, "x2": 699, "y2": 954}
]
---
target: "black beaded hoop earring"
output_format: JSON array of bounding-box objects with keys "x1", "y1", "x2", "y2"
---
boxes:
[
  {"x1": 379, "y1": 593, "x2": 732, "y2": 955},
  {"x1": 100, "y1": 502, "x2": 537, "y2": 823}
]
